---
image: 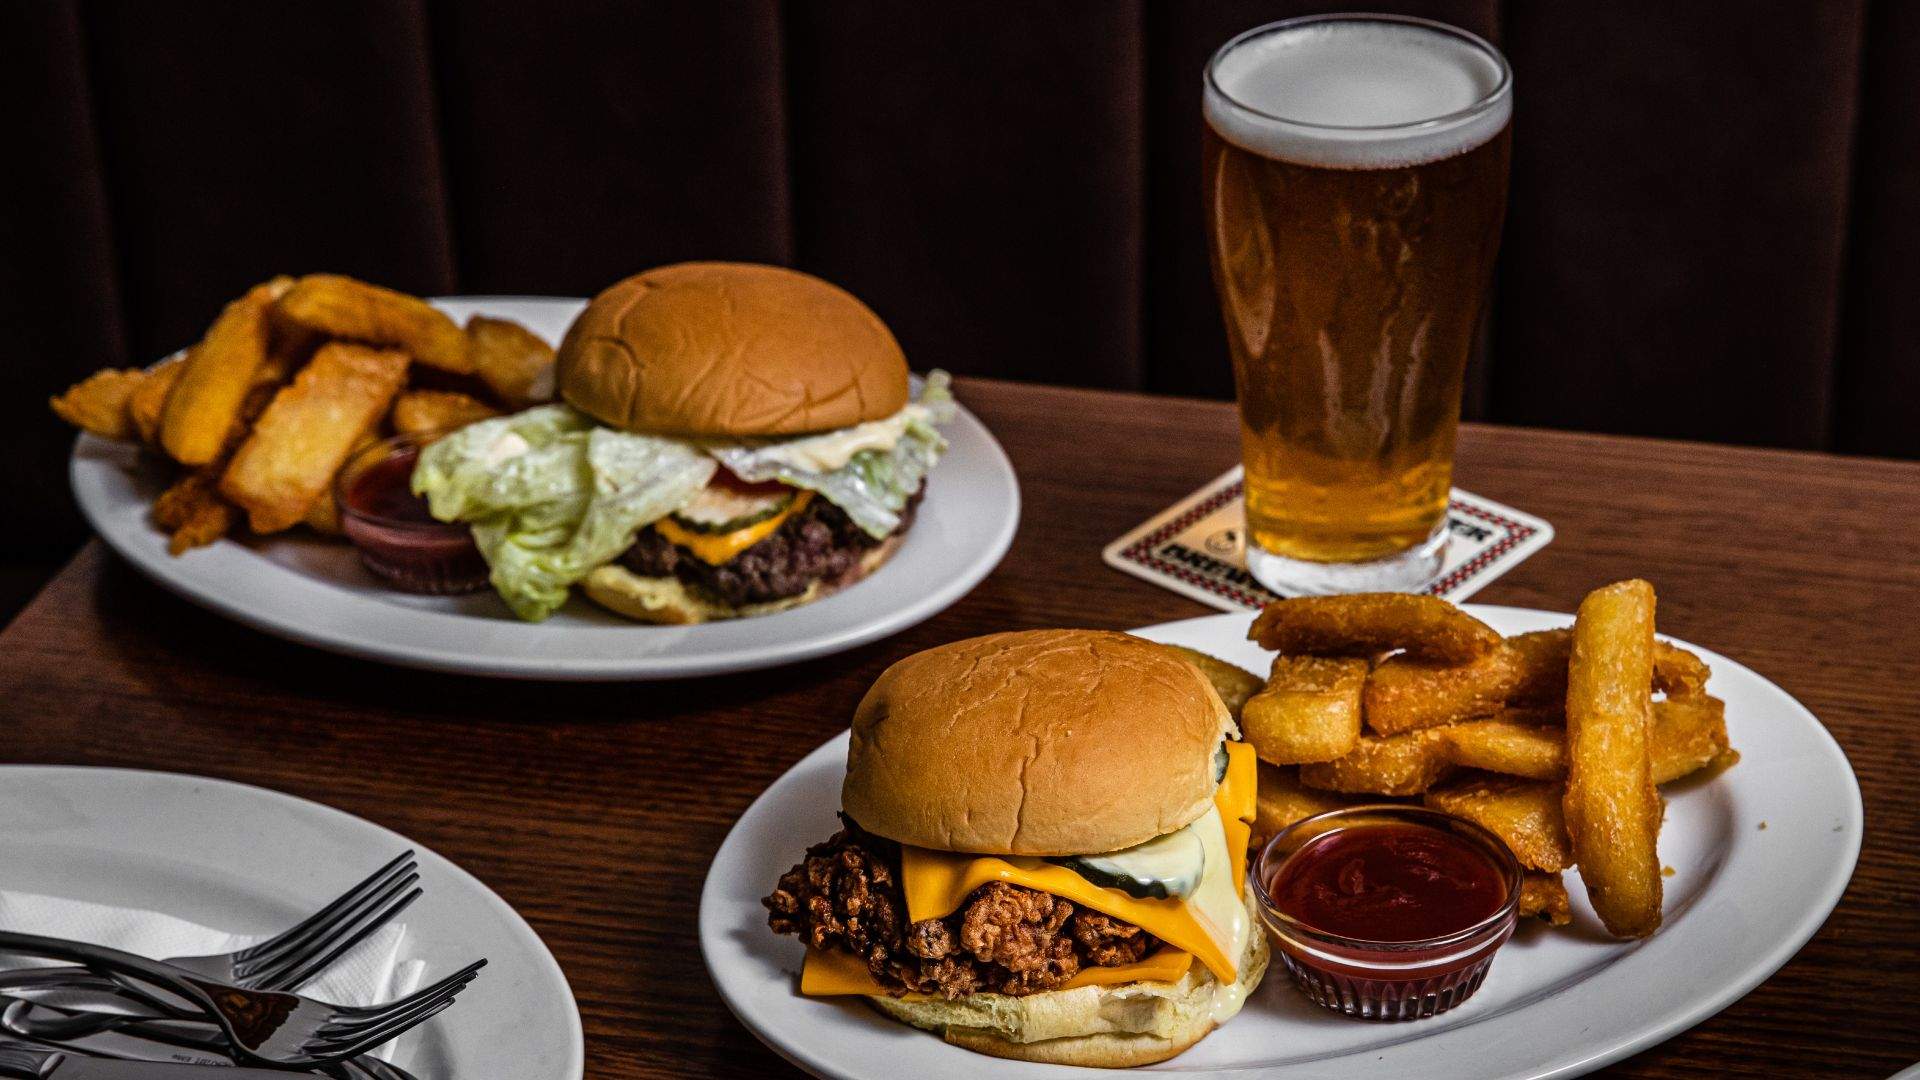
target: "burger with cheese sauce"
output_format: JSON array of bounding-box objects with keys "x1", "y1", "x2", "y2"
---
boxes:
[
  {"x1": 411, "y1": 262, "x2": 951, "y2": 622},
  {"x1": 764, "y1": 629, "x2": 1267, "y2": 1067}
]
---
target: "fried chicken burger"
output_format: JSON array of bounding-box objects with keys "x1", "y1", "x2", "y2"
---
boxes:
[
  {"x1": 412, "y1": 262, "x2": 952, "y2": 622},
  {"x1": 764, "y1": 629, "x2": 1266, "y2": 1067}
]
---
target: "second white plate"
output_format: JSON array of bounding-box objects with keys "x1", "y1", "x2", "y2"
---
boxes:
[
  {"x1": 699, "y1": 607, "x2": 1863, "y2": 1079},
  {"x1": 68, "y1": 297, "x2": 1021, "y2": 680}
]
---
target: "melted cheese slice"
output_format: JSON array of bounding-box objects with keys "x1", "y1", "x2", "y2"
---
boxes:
[
  {"x1": 654, "y1": 491, "x2": 813, "y2": 564},
  {"x1": 800, "y1": 940, "x2": 1194, "y2": 999},
  {"x1": 798, "y1": 742, "x2": 1258, "y2": 997}
]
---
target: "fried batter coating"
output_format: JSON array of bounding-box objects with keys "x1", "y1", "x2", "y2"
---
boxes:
[
  {"x1": 160, "y1": 277, "x2": 293, "y2": 465},
  {"x1": 467, "y1": 314, "x2": 555, "y2": 406},
  {"x1": 1165, "y1": 645, "x2": 1264, "y2": 721},
  {"x1": 1426, "y1": 775, "x2": 1573, "y2": 872},
  {"x1": 127, "y1": 356, "x2": 186, "y2": 444},
  {"x1": 1519, "y1": 872, "x2": 1572, "y2": 925},
  {"x1": 391, "y1": 389, "x2": 501, "y2": 439},
  {"x1": 220, "y1": 343, "x2": 410, "y2": 533},
  {"x1": 276, "y1": 274, "x2": 470, "y2": 373},
  {"x1": 1507, "y1": 628, "x2": 1711, "y2": 705},
  {"x1": 1249, "y1": 593, "x2": 1502, "y2": 664},
  {"x1": 1297, "y1": 728, "x2": 1452, "y2": 796},
  {"x1": 1253, "y1": 761, "x2": 1367, "y2": 844},
  {"x1": 1563, "y1": 580, "x2": 1663, "y2": 939},
  {"x1": 1242, "y1": 655, "x2": 1367, "y2": 764},
  {"x1": 50, "y1": 368, "x2": 146, "y2": 440},
  {"x1": 1364, "y1": 643, "x2": 1523, "y2": 736},
  {"x1": 151, "y1": 469, "x2": 236, "y2": 554}
]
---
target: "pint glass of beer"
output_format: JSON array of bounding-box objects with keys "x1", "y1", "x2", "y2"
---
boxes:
[{"x1": 1204, "y1": 15, "x2": 1511, "y2": 594}]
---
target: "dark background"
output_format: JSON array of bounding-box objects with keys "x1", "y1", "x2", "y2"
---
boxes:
[{"x1": 5, "y1": 1, "x2": 1918, "y2": 621}]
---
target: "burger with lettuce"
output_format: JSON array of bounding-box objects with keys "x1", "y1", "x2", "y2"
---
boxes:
[{"x1": 412, "y1": 262, "x2": 952, "y2": 623}]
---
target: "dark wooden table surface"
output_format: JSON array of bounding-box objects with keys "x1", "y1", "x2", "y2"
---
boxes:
[{"x1": 2, "y1": 377, "x2": 1916, "y2": 1078}]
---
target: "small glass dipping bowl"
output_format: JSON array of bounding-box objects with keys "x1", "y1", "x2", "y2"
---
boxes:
[
  {"x1": 1253, "y1": 805, "x2": 1521, "y2": 1021},
  {"x1": 336, "y1": 433, "x2": 490, "y2": 595}
]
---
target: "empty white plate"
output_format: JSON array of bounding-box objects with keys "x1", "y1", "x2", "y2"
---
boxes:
[{"x1": 0, "y1": 766, "x2": 582, "y2": 1080}]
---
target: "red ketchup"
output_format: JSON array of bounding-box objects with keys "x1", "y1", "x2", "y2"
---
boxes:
[
  {"x1": 338, "y1": 441, "x2": 489, "y2": 594},
  {"x1": 1254, "y1": 808, "x2": 1520, "y2": 1021}
]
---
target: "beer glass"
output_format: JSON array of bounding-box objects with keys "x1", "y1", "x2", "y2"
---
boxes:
[{"x1": 1204, "y1": 14, "x2": 1511, "y2": 594}]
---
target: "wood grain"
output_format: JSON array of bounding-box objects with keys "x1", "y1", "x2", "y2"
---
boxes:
[{"x1": 2, "y1": 377, "x2": 1916, "y2": 1078}]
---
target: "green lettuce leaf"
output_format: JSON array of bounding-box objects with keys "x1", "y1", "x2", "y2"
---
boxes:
[
  {"x1": 704, "y1": 371, "x2": 954, "y2": 538},
  {"x1": 412, "y1": 407, "x2": 715, "y2": 621}
]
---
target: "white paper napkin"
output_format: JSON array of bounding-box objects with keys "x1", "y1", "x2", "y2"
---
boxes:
[{"x1": 0, "y1": 887, "x2": 428, "y2": 1061}]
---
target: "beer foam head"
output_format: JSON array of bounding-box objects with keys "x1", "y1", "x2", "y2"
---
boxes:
[{"x1": 1205, "y1": 17, "x2": 1511, "y2": 169}]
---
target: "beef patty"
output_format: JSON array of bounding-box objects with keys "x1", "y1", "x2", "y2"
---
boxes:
[
  {"x1": 622, "y1": 489, "x2": 921, "y2": 607},
  {"x1": 764, "y1": 817, "x2": 1159, "y2": 999}
]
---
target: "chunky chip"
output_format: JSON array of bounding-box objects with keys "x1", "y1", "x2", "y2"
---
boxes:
[
  {"x1": 1241, "y1": 655, "x2": 1368, "y2": 764},
  {"x1": 50, "y1": 369, "x2": 147, "y2": 440},
  {"x1": 1507, "y1": 627, "x2": 1712, "y2": 705},
  {"x1": 1253, "y1": 761, "x2": 1364, "y2": 844},
  {"x1": 467, "y1": 314, "x2": 556, "y2": 406},
  {"x1": 1163, "y1": 646, "x2": 1264, "y2": 723},
  {"x1": 276, "y1": 274, "x2": 470, "y2": 373},
  {"x1": 220, "y1": 343, "x2": 411, "y2": 533},
  {"x1": 1519, "y1": 872, "x2": 1572, "y2": 926},
  {"x1": 1249, "y1": 593, "x2": 1502, "y2": 664},
  {"x1": 1425, "y1": 775, "x2": 1573, "y2": 872},
  {"x1": 1563, "y1": 579, "x2": 1664, "y2": 939},
  {"x1": 1297, "y1": 727, "x2": 1451, "y2": 796},
  {"x1": 159, "y1": 277, "x2": 293, "y2": 465},
  {"x1": 126, "y1": 356, "x2": 187, "y2": 444},
  {"x1": 391, "y1": 389, "x2": 501, "y2": 439},
  {"x1": 1363, "y1": 643, "x2": 1522, "y2": 736}
]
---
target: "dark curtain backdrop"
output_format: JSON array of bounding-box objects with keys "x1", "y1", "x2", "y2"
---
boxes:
[{"x1": 4, "y1": 1, "x2": 1916, "y2": 602}]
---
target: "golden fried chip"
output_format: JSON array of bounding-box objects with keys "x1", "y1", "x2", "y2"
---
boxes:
[
  {"x1": 159, "y1": 277, "x2": 293, "y2": 465},
  {"x1": 303, "y1": 430, "x2": 379, "y2": 537},
  {"x1": 1651, "y1": 695, "x2": 1734, "y2": 784},
  {"x1": 1425, "y1": 775, "x2": 1572, "y2": 872},
  {"x1": 391, "y1": 389, "x2": 501, "y2": 439},
  {"x1": 127, "y1": 357, "x2": 186, "y2": 444},
  {"x1": 1253, "y1": 761, "x2": 1364, "y2": 844},
  {"x1": 1564, "y1": 579, "x2": 1663, "y2": 938},
  {"x1": 50, "y1": 369, "x2": 146, "y2": 440},
  {"x1": 1507, "y1": 627, "x2": 1711, "y2": 705},
  {"x1": 276, "y1": 274, "x2": 470, "y2": 373},
  {"x1": 220, "y1": 343, "x2": 411, "y2": 533},
  {"x1": 1441, "y1": 719, "x2": 1566, "y2": 781},
  {"x1": 467, "y1": 315, "x2": 555, "y2": 406},
  {"x1": 1298, "y1": 727, "x2": 1451, "y2": 795},
  {"x1": 1363, "y1": 643, "x2": 1522, "y2": 736},
  {"x1": 1164, "y1": 646, "x2": 1264, "y2": 722},
  {"x1": 1519, "y1": 872, "x2": 1572, "y2": 926},
  {"x1": 1242, "y1": 656, "x2": 1367, "y2": 764},
  {"x1": 1249, "y1": 593, "x2": 1501, "y2": 664},
  {"x1": 151, "y1": 469, "x2": 236, "y2": 555}
]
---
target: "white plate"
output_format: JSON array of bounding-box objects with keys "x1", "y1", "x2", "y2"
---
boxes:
[
  {"x1": 699, "y1": 608, "x2": 1863, "y2": 1080},
  {"x1": 69, "y1": 297, "x2": 1021, "y2": 680},
  {"x1": 0, "y1": 765, "x2": 582, "y2": 1080}
]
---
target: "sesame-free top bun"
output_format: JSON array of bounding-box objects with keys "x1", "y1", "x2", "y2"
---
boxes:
[
  {"x1": 843, "y1": 630, "x2": 1238, "y2": 856},
  {"x1": 555, "y1": 262, "x2": 910, "y2": 437}
]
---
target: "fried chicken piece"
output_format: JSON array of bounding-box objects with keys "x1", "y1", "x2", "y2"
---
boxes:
[{"x1": 1070, "y1": 910, "x2": 1152, "y2": 967}]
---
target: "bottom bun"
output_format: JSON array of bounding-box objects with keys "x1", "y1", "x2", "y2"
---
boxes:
[
  {"x1": 867, "y1": 884, "x2": 1270, "y2": 1068},
  {"x1": 580, "y1": 535, "x2": 903, "y2": 625}
]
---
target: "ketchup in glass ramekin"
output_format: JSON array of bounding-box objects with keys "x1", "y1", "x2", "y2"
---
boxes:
[
  {"x1": 336, "y1": 433, "x2": 489, "y2": 594},
  {"x1": 1253, "y1": 805, "x2": 1521, "y2": 1021}
]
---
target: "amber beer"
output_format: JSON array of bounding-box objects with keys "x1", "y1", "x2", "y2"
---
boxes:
[{"x1": 1204, "y1": 15, "x2": 1512, "y2": 593}]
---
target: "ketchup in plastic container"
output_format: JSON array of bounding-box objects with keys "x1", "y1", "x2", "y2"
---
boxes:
[{"x1": 1253, "y1": 806, "x2": 1521, "y2": 1020}]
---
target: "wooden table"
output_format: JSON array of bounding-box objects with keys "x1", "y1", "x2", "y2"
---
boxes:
[{"x1": 2, "y1": 377, "x2": 1916, "y2": 1078}]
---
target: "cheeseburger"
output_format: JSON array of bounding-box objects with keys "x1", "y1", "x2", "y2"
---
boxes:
[
  {"x1": 765, "y1": 630, "x2": 1267, "y2": 1067},
  {"x1": 413, "y1": 262, "x2": 952, "y2": 622}
]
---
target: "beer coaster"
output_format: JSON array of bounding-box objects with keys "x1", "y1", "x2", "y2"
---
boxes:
[{"x1": 1102, "y1": 466, "x2": 1553, "y2": 611}]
